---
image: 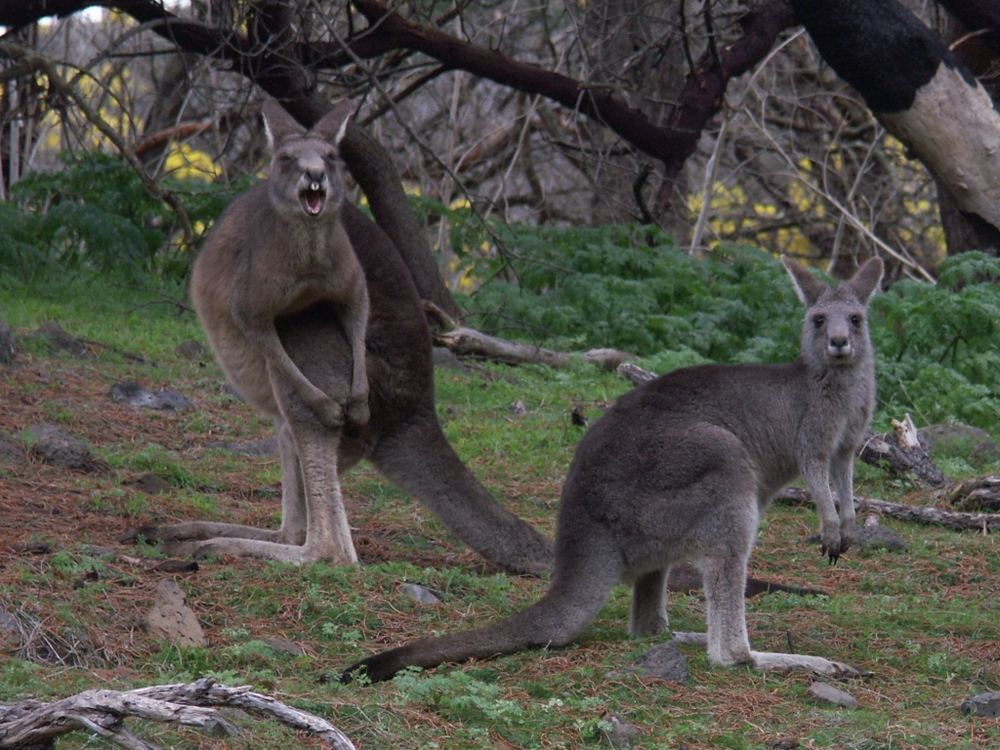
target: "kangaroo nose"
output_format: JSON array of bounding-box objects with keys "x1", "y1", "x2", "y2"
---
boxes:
[
  {"x1": 830, "y1": 336, "x2": 847, "y2": 348},
  {"x1": 305, "y1": 169, "x2": 326, "y2": 185}
]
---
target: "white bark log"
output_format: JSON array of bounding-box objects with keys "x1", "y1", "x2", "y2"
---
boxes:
[{"x1": 0, "y1": 678, "x2": 356, "y2": 750}]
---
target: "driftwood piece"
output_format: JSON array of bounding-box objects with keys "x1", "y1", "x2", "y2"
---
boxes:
[
  {"x1": 778, "y1": 487, "x2": 1000, "y2": 533},
  {"x1": 940, "y1": 476, "x2": 1000, "y2": 512},
  {"x1": 423, "y1": 301, "x2": 633, "y2": 370},
  {"x1": 616, "y1": 361, "x2": 657, "y2": 385},
  {"x1": 0, "y1": 678, "x2": 357, "y2": 750},
  {"x1": 858, "y1": 415, "x2": 946, "y2": 488}
]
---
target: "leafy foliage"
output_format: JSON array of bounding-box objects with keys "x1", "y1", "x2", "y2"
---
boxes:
[
  {"x1": 463, "y1": 224, "x2": 802, "y2": 366},
  {"x1": 462, "y1": 228, "x2": 1000, "y2": 435},
  {"x1": 874, "y1": 252, "x2": 1000, "y2": 431},
  {"x1": 1, "y1": 152, "x2": 246, "y2": 282}
]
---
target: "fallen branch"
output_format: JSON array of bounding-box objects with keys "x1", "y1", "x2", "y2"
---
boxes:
[
  {"x1": 940, "y1": 475, "x2": 1000, "y2": 512},
  {"x1": 778, "y1": 487, "x2": 1000, "y2": 533},
  {"x1": 0, "y1": 678, "x2": 356, "y2": 750},
  {"x1": 424, "y1": 301, "x2": 634, "y2": 370},
  {"x1": 857, "y1": 415, "x2": 946, "y2": 488}
]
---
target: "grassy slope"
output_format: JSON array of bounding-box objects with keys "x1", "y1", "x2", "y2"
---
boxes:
[{"x1": 1, "y1": 275, "x2": 999, "y2": 749}]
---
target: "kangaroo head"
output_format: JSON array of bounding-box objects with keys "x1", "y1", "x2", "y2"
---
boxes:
[
  {"x1": 261, "y1": 98, "x2": 352, "y2": 221},
  {"x1": 783, "y1": 257, "x2": 883, "y2": 371}
]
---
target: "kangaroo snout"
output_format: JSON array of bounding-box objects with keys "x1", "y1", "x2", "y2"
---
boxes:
[{"x1": 827, "y1": 335, "x2": 851, "y2": 358}]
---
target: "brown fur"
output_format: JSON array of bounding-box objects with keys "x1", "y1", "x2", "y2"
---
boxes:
[{"x1": 131, "y1": 100, "x2": 552, "y2": 572}]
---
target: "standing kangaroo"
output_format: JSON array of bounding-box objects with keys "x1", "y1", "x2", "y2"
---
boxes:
[
  {"x1": 131, "y1": 99, "x2": 552, "y2": 573},
  {"x1": 343, "y1": 257, "x2": 883, "y2": 682}
]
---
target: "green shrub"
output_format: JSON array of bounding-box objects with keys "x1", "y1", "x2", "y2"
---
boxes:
[
  {"x1": 461, "y1": 227, "x2": 1000, "y2": 437},
  {"x1": 2, "y1": 152, "x2": 246, "y2": 282}
]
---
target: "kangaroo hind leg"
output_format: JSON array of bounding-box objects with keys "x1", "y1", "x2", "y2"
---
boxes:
[{"x1": 630, "y1": 569, "x2": 670, "y2": 637}]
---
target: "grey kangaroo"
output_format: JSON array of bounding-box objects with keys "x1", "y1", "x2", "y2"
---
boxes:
[
  {"x1": 343, "y1": 257, "x2": 883, "y2": 682},
  {"x1": 130, "y1": 99, "x2": 552, "y2": 573}
]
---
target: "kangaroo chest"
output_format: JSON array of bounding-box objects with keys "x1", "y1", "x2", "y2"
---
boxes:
[{"x1": 809, "y1": 379, "x2": 873, "y2": 454}]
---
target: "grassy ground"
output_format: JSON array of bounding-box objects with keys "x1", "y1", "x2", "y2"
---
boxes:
[{"x1": 1, "y1": 274, "x2": 999, "y2": 749}]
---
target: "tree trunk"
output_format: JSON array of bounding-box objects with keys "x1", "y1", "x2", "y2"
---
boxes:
[
  {"x1": 792, "y1": 0, "x2": 1000, "y2": 253},
  {"x1": 933, "y1": 6, "x2": 1000, "y2": 254}
]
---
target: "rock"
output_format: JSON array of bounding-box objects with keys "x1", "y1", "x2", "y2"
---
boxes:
[
  {"x1": 855, "y1": 517, "x2": 907, "y2": 552},
  {"x1": 24, "y1": 424, "x2": 107, "y2": 473},
  {"x1": 401, "y1": 583, "x2": 441, "y2": 606},
  {"x1": 175, "y1": 340, "x2": 209, "y2": 361},
  {"x1": 432, "y1": 346, "x2": 468, "y2": 371},
  {"x1": 13, "y1": 541, "x2": 52, "y2": 554},
  {"x1": 110, "y1": 380, "x2": 193, "y2": 411},
  {"x1": 31, "y1": 323, "x2": 90, "y2": 358},
  {"x1": 204, "y1": 437, "x2": 277, "y2": 457},
  {"x1": 144, "y1": 579, "x2": 207, "y2": 647},
  {"x1": 124, "y1": 472, "x2": 172, "y2": 495},
  {"x1": 78, "y1": 545, "x2": 119, "y2": 560},
  {"x1": 807, "y1": 681, "x2": 858, "y2": 709},
  {"x1": 921, "y1": 423, "x2": 1000, "y2": 466},
  {"x1": 961, "y1": 690, "x2": 1000, "y2": 717},
  {"x1": 153, "y1": 559, "x2": 200, "y2": 574},
  {"x1": 509, "y1": 400, "x2": 528, "y2": 416},
  {"x1": 261, "y1": 637, "x2": 306, "y2": 656},
  {"x1": 0, "y1": 431, "x2": 28, "y2": 465},
  {"x1": 0, "y1": 320, "x2": 15, "y2": 364},
  {"x1": 600, "y1": 714, "x2": 641, "y2": 749},
  {"x1": 769, "y1": 740, "x2": 800, "y2": 750},
  {"x1": 629, "y1": 640, "x2": 689, "y2": 683}
]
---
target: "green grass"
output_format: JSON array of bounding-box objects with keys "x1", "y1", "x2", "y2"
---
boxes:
[{"x1": 1, "y1": 270, "x2": 998, "y2": 749}]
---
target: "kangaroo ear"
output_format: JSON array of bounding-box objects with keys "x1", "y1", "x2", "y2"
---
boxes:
[
  {"x1": 310, "y1": 100, "x2": 352, "y2": 147},
  {"x1": 845, "y1": 257, "x2": 884, "y2": 304},
  {"x1": 782, "y1": 257, "x2": 827, "y2": 307},
  {"x1": 261, "y1": 98, "x2": 305, "y2": 150}
]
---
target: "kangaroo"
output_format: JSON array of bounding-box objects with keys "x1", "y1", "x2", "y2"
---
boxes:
[
  {"x1": 129, "y1": 99, "x2": 552, "y2": 573},
  {"x1": 343, "y1": 257, "x2": 883, "y2": 682}
]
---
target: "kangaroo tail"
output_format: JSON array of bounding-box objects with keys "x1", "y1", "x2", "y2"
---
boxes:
[
  {"x1": 341, "y1": 548, "x2": 620, "y2": 683},
  {"x1": 370, "y1": 410, "x2": 554, "y2": 575}
]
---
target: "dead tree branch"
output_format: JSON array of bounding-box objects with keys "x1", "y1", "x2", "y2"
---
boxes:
[
  {"x1": 778, "y1": 486, "x2": 1000, "y2": 532},
  {"x1": 424, "y1": 301, "x2": 633, "y2": 369},
  {"x1": 0, "y1": 678, "x2": 357, "y2": 750}
]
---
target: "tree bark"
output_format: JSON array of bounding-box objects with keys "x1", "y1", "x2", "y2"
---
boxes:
[
  {"x1": 0, "y1": 678, "x2": 357, "y2": 749},
  {"x1": 941, "y1": 475, "x2": 1000, "y2": 512},
  {"x1": 792, "y1": 0, "x2": 1000, "y2": 253}
]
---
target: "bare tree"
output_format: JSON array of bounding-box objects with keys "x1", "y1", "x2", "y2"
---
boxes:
[{"x1": 1, "y1": 0, "x2": 998, "y2": 294}]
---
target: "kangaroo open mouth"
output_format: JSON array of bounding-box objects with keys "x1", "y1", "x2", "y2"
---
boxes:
[{"x1": 300, "y1": 182, "x2": 327, "y2": 216}]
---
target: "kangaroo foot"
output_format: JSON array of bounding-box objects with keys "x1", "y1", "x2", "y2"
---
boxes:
[
  {"x1": 120, "y1": 521, "x2": 287, "y2": 545},
  {"x1": 160, "y1": 537, "x2": 358, "y2": 565}
]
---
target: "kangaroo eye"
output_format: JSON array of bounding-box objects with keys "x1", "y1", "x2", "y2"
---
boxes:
[
  {"x1": 850, "y1": 314, "x2": 863, "y2": 327},
  {"x1": 812, "y1": 315, "x2": 825, "y2": 329}
]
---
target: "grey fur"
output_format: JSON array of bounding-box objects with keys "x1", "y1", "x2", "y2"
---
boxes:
[
  {"x1": 132, "y1": 99, "x2": 552, "y2": 573},
  {"x1": 343, "y1": 257, "x2": 883, "y2": 681}
]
